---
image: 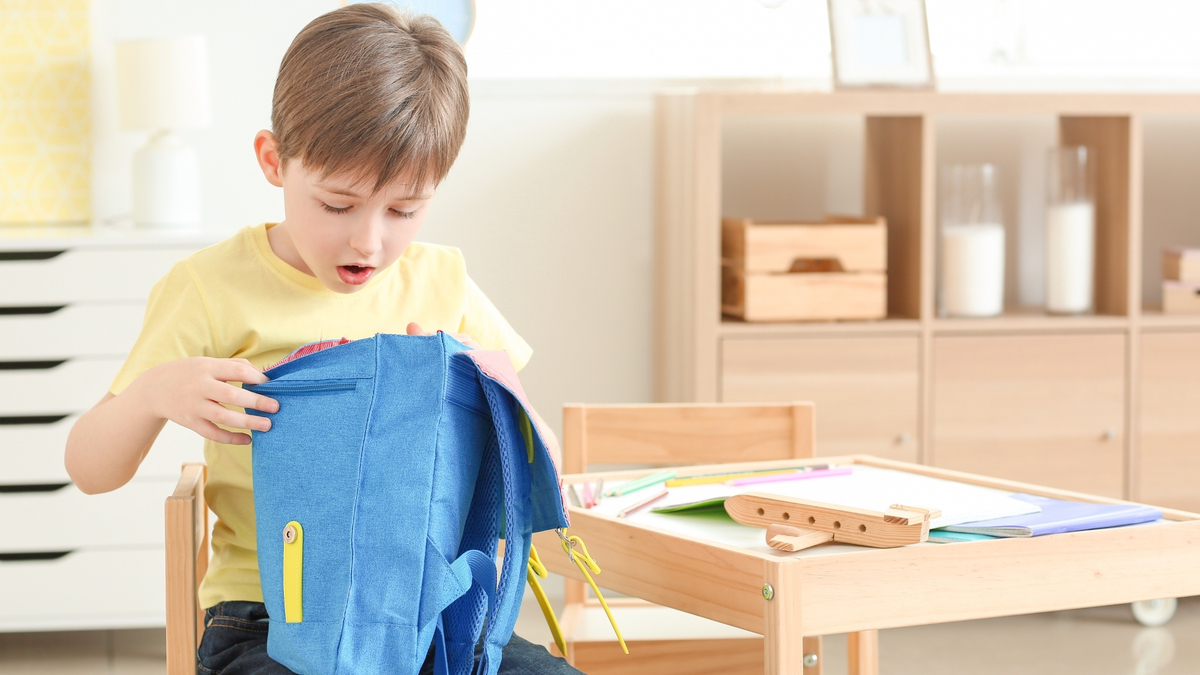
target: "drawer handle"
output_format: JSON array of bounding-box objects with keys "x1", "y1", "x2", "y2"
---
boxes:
[
  {"x1": 0, "y1": 482, "x2": 71, "y2": 494},
  {"x1": 0, "y1": 414, "x2": 70, "y2": 425},
  {"x1": 0, "y1": 359, "x2": 68, "y2": 371},
  {"x1": 0, "y1": 305, "x2": 67, "y2": 316},
  {"x1": 0, "y1": 551, "x2": 73, "y2": 562},
  {"x1": 0, "y1": 251, "x2": 67, "y2": 262}
]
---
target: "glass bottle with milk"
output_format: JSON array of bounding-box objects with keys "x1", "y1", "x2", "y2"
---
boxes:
[
  {"x1": 1046, "y1": 146, "x2": 1094, "y2": 314},
  {"x1": 939, "y1": 164, "x2": 1005, "y2": 317}
]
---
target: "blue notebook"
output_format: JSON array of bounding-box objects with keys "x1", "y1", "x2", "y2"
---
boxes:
[{"x1": 936, "y1": 493, "x2": 1162, "y2": 538}]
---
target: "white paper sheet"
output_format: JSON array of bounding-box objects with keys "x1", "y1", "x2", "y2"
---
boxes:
[{"x1": 588, "y1": 465, "x2": 1040, "y2": 530}]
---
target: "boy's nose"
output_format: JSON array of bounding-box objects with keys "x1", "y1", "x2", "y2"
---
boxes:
[{"x1": 348, "y1": 215, "x2": 384, "y2": 258}]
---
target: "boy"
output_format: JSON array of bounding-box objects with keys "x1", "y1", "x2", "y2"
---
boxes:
[{"x1": 64, "y1": 5, "x2": 582, "y2": 674}]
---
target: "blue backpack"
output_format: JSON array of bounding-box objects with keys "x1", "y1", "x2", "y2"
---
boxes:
[{"x1": 246, "y1": 333, "x2": 570, "y2": 675}]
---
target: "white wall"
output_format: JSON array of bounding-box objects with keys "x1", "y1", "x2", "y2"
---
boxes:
[
  {"x1": 90, "y1": 1, "x2": 1200, "y2": 440},
  {"x1": 423, "y1": 85, "x2": 656, "y2": 426}
]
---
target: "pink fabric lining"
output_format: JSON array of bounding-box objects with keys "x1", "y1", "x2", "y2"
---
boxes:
[
  {"x1": 268, "y1": 338, "x2": 351, "y2": 370},
  {"x1": 464, "y1": 350, "x2": 561, "y2": 467}
]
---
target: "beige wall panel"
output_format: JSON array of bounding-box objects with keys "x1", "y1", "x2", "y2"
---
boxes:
[
  {"x1": 932, "y1": 334, "x2": 1125, "y2": 497},
  {"x1": 1138, "y1": 332, "x2": 1200, "y2": 511},
  {"x1": 721, "y1": 336, "x2": 919, "y2": 461}
]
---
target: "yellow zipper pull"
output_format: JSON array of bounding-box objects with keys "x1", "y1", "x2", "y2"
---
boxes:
[
  {"x1": 282, "y1": 521, "x2": 304, "y2": 623},
  {"x1": 558, "y1": 529, "x2": 628, "y2": 654},
  {"x1": 527, "y1": 545, "x2": 568, "y2": 657}
]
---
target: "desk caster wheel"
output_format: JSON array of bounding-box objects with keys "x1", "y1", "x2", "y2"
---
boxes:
[{"x1": 1132, "y1": 598, "x2": 1177, "y2": 627}]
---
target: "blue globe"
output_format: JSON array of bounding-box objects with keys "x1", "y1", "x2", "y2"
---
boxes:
[{"x1": 349, "y1": 0, "x2": 475, "y2": 45}]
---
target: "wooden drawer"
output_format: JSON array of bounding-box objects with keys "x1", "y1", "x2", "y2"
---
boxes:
[
  {"x1": 720, "y1": 336, "x2": 920, "y2": 461},
  {"x1": 0, "y1": 357, "x2": 122, "y2": 414},
  {"x1": 0, "y1": 303, "x2": 144, "y2": 358},
  {"x1": 0, "y1": 546, "x2": 164, "y2": 631},
  {"x1": 0, "y1": 479, "x2": 174, "y2": 552},
  {"x1": 932, "y1": 334, "x2": 1126, "y2": 497},
  {"x1": 0, "y1": 246, "x2": 189, "y2": 304},
  {"x1": 0, "y1": 415, "x2": 204, "y2": 484},
  {"x1": 1138, "y1": 332, "x2": 1200, "y2": 511}
]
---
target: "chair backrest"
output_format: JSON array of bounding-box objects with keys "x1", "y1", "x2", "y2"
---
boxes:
[
  {"x1": 561, "y1": 402, "x2": 816, "y2": 474},
  {"x1": 165, "y1": 463, "x2": 209, "y2": 675}
]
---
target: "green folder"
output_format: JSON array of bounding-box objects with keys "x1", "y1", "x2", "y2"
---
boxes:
[{"x1": 651, "y1": 496, "x2": 731, "y2": 514}]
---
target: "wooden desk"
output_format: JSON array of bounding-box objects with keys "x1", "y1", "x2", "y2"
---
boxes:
[{"x1": 533, "y1": 456, "x2": 1200, "y2": 674}]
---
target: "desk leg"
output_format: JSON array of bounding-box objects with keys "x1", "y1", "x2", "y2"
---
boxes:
[
  {"x1": 802, "y1": 636, "x2": 823, "y2": 675},
  {"x1": 764, "y1": 561, "x2": 804, "y2": 675},
  {"x1": 848, "y1": 630, "x2": 879, "y2": 675}
]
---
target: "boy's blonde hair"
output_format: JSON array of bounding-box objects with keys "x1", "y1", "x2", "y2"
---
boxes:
[{"x1": 271, "y1": 3, "x2": 468, "y2": 192}]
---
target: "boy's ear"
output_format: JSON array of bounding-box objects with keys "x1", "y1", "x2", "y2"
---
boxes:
[{"x1": 254, "y1": 130, "x2": 285, "y2": 188}]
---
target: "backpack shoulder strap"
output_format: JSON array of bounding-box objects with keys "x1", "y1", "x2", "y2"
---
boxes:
[{"x1": 452, "y1": 351, "x2": 569, "y2": 675}]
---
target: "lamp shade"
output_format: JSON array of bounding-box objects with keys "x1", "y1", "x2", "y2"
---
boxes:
[{"x1": 115, "y1": 35, "x2": 211, "y2": 131}]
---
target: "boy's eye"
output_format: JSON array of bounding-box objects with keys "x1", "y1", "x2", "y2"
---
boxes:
[
  {"x1": 390, "y1": 209, "x2": 416, "y2": 219},
  {"x1": 321, "y1": 202, "x2": 351, "y2": 214}
]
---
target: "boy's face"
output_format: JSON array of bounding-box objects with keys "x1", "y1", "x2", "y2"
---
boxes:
[{"x1": 255, "y1": 131, "x2": 434, "y2": 294}]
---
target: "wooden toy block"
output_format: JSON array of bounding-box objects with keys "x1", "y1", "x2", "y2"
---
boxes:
[{"x1": 725, "y1": 492, "x2": 938, "y2": 551}]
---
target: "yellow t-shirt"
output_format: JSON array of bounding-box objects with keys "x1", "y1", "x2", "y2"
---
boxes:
[{"x1": 110, "y1": 223, "x2": 532, "y2": 608}]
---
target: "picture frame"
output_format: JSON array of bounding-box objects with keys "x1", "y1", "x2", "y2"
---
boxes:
[{"x1": 828, "y1": 0, "x2": 935, "y2": 90}]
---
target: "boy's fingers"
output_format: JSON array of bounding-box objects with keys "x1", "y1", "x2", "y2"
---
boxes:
[
  {"x1": 215, "y1": 383, "x2": 279, "y2": 414},
  {"x1": 207, "y1": 403, "x2": 271, "y2": 433},
  {"x1": 406, "y1": 322, "x2": 427, "y2": 336},
  {"x1": 191, "y1": 419, "x2": 252, "y2": 446}
]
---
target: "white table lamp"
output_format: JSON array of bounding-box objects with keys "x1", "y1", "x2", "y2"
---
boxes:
[{"x1": 115, "y1": 35, "x2": 211, "y2": 228}]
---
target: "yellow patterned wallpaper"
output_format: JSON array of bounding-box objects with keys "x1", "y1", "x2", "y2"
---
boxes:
[{"x1": 0, "y1": 0, "x2": 90, "y2": 223}]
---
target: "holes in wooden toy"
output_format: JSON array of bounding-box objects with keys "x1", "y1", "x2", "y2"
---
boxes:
[
  {"x1": 757, "y1": 507, "x2": 765, "y2": 516},
  {"x1": 783, "y1": 512, "x2": 790, "y2": 520},
  {"x1": 833, "y1": 521, "x2": 842, "y2": 529},
  {"x1": 808, "y1": 516, "x2": 816, "y2": 524},
  {"x1": 859, "y1": 524, "x2": 867, "y2": 532}
]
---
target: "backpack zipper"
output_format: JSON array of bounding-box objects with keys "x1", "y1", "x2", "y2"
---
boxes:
[{"x1": 252, "y1": 379, "x2": 358, "y2": 395}]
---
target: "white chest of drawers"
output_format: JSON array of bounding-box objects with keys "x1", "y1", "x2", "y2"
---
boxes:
[{"x1": 0, "y1": 228, "x2": 214, "y2": 632}]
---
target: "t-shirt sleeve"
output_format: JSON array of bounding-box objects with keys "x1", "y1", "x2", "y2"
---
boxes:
[
  {"x1": 109, "y1": 261, "x2": 216, "y2": 395},
  {"x1": 459, "y1": 274, "x2": 533, "y2": 372}
]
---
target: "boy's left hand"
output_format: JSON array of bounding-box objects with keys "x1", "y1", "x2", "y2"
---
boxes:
[{"x1": 406, "y1": 322, "x2": 480, "y2": 349}]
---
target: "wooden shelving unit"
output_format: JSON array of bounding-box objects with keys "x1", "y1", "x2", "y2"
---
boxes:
[{"x1": 655, "y1": 90, "x2": 1200, "y2": 507}]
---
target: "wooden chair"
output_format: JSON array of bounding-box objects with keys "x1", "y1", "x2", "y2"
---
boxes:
[
  {"x1": 555, "y1": 402, "x2": 878, "y2": 675},
  {"x1": 165, "y1": 463, "x2": 209, "y2": 675}
]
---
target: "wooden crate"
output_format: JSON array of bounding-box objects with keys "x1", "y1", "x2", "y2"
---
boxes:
[
  {"x1": 1163, "y1": 280, "x2": 1200, "y2": 314},
  {"x1": 1164, "y1": 247, "x2": 1200, "y2": 283},
  {"x1": 721, "y1": 216, "x2": 887, "y2": 322}
]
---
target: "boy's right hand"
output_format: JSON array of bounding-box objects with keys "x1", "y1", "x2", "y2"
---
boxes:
[{"x1": 135, "y1": 357, "x2": 280, "y2": 446}]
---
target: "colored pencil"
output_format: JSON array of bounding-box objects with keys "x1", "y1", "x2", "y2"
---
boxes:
[
  {"x1": 727, "y1": 466, "x2": 852, "y2": 487},
  {"x1": 582, "y1": 481, "x2": 595, "y2": 508},
  {"x1": 605, "y1": 470, "x2": 676, "y2": 497},
  {"x1": 565, "y1": 483, "x2": 582, "y2": 508},
  {"x1": 667, "y1": 468, "x2": 800, "y2": 488},
  {"x1": 616, "y1": 489, "x2": 669, "y2": 518}
]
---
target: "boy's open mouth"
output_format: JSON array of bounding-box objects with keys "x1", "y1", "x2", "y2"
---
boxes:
[{"x1": 338, "y1": 264, "x2": 375, "y2": 285}]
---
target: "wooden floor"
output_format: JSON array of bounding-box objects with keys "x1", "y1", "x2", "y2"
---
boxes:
[{"x1": 1, "y1": 597, "x2": 1194, "y2": 674}]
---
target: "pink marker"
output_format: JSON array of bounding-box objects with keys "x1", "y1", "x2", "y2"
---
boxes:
[
  {"x1": 582, "y1": 481, "x2": 595, "y2": 508},
  {"x1": 727, "y1": 466, "x2": 852, "y2": 486}
]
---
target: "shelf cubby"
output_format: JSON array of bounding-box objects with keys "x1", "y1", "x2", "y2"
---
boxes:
[{"x1": 657, "y1": 90, "x2": 1200, "y2": 507}]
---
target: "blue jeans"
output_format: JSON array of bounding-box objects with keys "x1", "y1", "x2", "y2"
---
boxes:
[{"x1": 197, "y1": 601, "x2": 585, "y2": 675}]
